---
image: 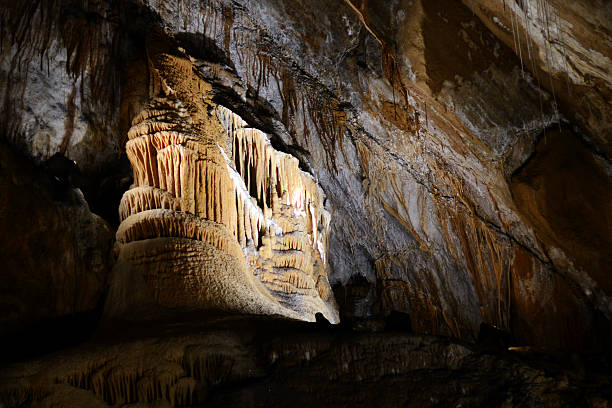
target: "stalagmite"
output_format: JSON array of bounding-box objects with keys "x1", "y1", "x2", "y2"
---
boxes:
[{"x1": 106, "y1": 60, "x2": 338, "y2": 324}]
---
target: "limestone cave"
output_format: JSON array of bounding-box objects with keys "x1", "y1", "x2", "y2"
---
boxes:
[{"x1": 0, "y1": 0, "x2": 610, "y2": 406}]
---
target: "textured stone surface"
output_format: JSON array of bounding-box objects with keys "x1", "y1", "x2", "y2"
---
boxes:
[
  {"x1": 462, "y1": 0, "x2": 612, "y2": 158},
  {"x1": 104, "y1": 39, "x2": 338, "y2": 322},
  {"x1": 1, "y1": 0, "x2": 610, "y2": 351},
  {"x1": 120, "y1": 0, "x2": 608, "y2": 349},
  {"x1": 0, "y1": 1, "x2": 611, "y2": 406},
  {"x1": 0, "y1": 1, "x2": 123, "y2": 173},
  {"x1": 0, "y1": 144, "x2": 114, "y2": 336},
  {"x1": 1, "y1": 317, "x2": 610, "y2": 408}
]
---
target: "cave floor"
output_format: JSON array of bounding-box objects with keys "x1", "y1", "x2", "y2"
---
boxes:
[{"x1": 1, "y1": 314, "x2": 610, "y2": 407}]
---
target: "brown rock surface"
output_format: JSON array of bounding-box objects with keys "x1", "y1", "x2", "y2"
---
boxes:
[
  {"x1": 0, "y1": 0, "x2": 610, "y2": 367},
  {"x1": 0, "y1": 144, "x2": 114, "y2": 337},
  {"x1": 0, "y1": 317, "x2": 610, "y2": 408},
  {"x1": 0, "y1": 0, "x2": 611, "y2": 405},
  {"x1": 462, "y1": 0, "x2": 612, "y2": 158}
]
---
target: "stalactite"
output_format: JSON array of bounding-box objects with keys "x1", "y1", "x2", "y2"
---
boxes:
[
  {"x1": 231, "y1": 28, "x2": 348, "y2": 170},
  {"x1": 435, "y1": 168, "x2": 512, "y2": 330},
  {"x1": 119, "y1": 186, "x2": 181, "y2": 222},
  {"x1": 304, "y1": 94, "x2": 347, "y2": 170},
  {"x1": 113, "y1": 57, "x2": 338, "y2": 323},
  {"x1": 344, "y1": 0, "x2": 421, "y2": 137},
  {"x1": 215, "y1": 105, "x2": 331, "y2": 261}
]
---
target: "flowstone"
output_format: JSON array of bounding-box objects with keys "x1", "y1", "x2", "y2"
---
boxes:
[{"x1": 104, "y1": 44, "x2": 338, "y2": 323}]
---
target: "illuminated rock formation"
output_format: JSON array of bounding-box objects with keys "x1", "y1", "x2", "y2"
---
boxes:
[{"x1": 105, "y1": 51, "x2": 338, "y2": 322}]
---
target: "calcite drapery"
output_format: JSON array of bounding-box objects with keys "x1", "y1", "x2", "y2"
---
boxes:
[{"x1": 105, "y1": 50, "x2": 338, "y2": 322}]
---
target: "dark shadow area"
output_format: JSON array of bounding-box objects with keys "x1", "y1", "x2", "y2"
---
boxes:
[
  {"x1": 44, "y1": 152, "x2": 133, "y2": 228},
  {"x1": 385, "y1": 310, "x2": 412, "y2": 332},
  {"x1": 0, "y1": 142, "x2": 115, "y2": 365},
  {"x1": 82, "y1": 153, "x2": 133, "y2": 228},
  {"x1": 175, "y1": 32, "x2": 234, "y2": 67},
  {"x1": 510, "y1": 126, "x2": 612, "y2": 351},
  {"x1": 1, "y1": 309, "x2": 612, "y2": 406},
  {"x1": 477, "y1": 322, "x2": 513, "y2": 351},
  {"x1": 0, "y1": 297, "x2": 106, "y2": 365}
]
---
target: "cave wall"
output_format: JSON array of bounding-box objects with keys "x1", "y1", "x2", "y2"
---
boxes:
[
  {"x1": 0, "y1": 0, "x2": 610, "y2": 350},
  {"x1": 462, "y1": 0, "x2": 612, "y2": 158},
  {"x1": 0, "y1": 144, "x2": 114, "y2": 338}
]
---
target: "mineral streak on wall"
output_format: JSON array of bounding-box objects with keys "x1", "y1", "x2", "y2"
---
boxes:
[{"x1": 108, "y1": 58, "x2": 338, "y2": 322}]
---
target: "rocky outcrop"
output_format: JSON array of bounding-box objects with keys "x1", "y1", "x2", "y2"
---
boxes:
[
  {"x1": 0, "y1": 0, "x2": 123, "y2": 174},
  {"x1": 0, "y1": 144, "x2": 114, "y2": 338},
  {"x1": 0, "y1": 1, "x2": 611, "y2": 406},
  {"x1": 119, "y1": 0, "x2": 608, "y2": 349}
]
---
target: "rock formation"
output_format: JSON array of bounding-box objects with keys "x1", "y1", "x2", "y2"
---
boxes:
[
  {"x1": 104, "y1": 40, "x2": 338, "y2": 323},
  {"x1": 0, "y1": 144, "x2": 114, "y2": 339},
  {"x1": 0, "y1": 0, "x2": 611, "y2": 405},
  {"x1": 0, "y1": 0, "x2": 609, "y2": 345},
  {"x1": 2, "y1": 316, "x2": 611, "y2": 408}
]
